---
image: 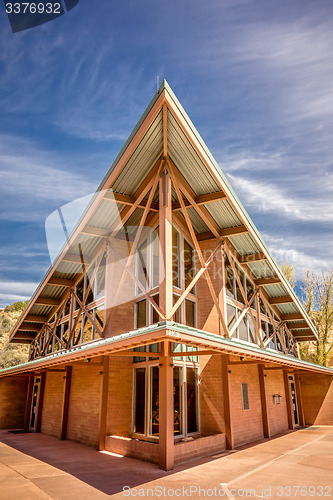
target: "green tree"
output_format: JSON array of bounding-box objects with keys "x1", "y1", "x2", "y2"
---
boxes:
[
  {"x1": 280, "y1": 263, "x2": 333, "y2": 367},
  {"x1": 0, "y1": 301, "x2": 29, "y2": 369}
]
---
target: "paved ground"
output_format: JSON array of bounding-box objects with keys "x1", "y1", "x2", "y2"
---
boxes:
[{"x1": 0, "y1": 427, "x2": 333, "y2": 499}]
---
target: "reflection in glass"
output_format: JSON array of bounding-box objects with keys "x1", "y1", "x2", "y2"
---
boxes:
[
  {"x1": 150, "y1": 366, "x2": 159, "y2": 436},
  {"x1": 184, "y1": 240, "x2": 195, "y2": 289},
  {"x1": 134, "y1": 368, "x2": 145, "y2": 434},
  {"x1": 187, "y1": 367, "x2": 198, "y2": 433}
]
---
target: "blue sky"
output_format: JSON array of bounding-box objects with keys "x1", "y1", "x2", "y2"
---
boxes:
[{"x1": 0, "y1": 0, "x2": 332, "y2": 307}]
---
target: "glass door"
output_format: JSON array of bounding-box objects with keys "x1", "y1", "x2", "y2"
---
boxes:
[
  {"x1": 29, "y1": 377, "x2": 41, "y2": 431},
  {"x1": 289, "y1": 376, "x2": 299, "y2": 427}
]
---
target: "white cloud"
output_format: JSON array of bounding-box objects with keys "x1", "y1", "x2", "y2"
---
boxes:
[
  {"x1": 263, "y1": 233, "x2": 332, "y2": 279},
  {"x1": 227, "y1": 173, "x2": 333, "y2": 223},
  {"x1": 0, "y1": 134, "x2": 96, "y2": 221}
]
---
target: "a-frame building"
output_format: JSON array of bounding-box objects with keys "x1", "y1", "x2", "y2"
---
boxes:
[{"x1": 1, "y1": 81, "x2": 333, "y2": 471}]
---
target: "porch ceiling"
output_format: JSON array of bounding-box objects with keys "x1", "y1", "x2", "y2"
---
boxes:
[{"x1": 1, "y1": 323, "x2": 331, "y2": 379}]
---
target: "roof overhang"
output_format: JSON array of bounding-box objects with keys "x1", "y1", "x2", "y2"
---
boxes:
[{"x1": 9, "y1": 81, "x2": 318, "y2": 343}]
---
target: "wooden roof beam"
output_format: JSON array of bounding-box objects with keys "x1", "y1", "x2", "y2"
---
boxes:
[
  {"x1": 255, "y1": 277, "x2": 281, "y2": 286},
  {"x1": 25, "y1": 315, "x2": 48, "y2": 323},
  {"x1": 12, "y1": 332, "x2": 35, "y2": 340},
  {"x1": 18, "y1": 324, "x2": 40, "y2": 332},
  {"x1": 197, "y1": 224, "x2": 249, "y2": 241},
  {"x1": 269, "y1": 296, "x2": 294, "y2": 305},
  {"x1": 239, "y1": 252, "x2": 266, "y2": 264},
  {"x1": 35, "y1": 297, "x2": 61, "y2": 306},
  {"x1": 62, "y1": 254, "x2": 92, "y2": 265},
  {"x1": 81, "y1": 226, "x2": 110, "y2": 238},
  {"x1": 221, "y1": 224, "x2": 248, "y2": 237},
  {"x1": 172, "y1": 190, "x2": 227, "y2": 211},
  {"x1": 281, "y1": 313, "x2": 304, "y2": 321},
  {"x1": 48, "y1": 277, "x2": 76, "y2": 287},
  {"x1": 288, "y1": 321, "x2": 309, "y2": 330},
  {"x1": 10, "y1": 338, "x2": 32, "y2": 344},
  {"x1": 104, "y1": 191, "x2": 159, "y2": 211},
  {"x1": 293, "y1": 330, "x2": 313, "y2": 336}
]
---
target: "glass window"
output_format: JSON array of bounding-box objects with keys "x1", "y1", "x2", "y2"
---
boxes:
[
  {"x1": 151, "y1": 294, "x2": 159, "y2": 324},
  {"x1": 238, "y1": 315, "x2": 248, "y2": 341},
  {"x1": 151, "y1": 228, "x2": 159, "y2": 289},
  {"x1": 235, "y1": 264, "x2": 245, "y2": 304},
  {"x1": 227, "y1": 304, "x2": 236, "y2": 330},
  {"x1": 259, "y1": 297, "x2": 267, "y2": 316},
  {"x1": 241, "y1": 383, "x2": 249, "y2": 410},
  {"x1": 187, "y1": 367, "x2": 198, "y2": 433},
  {"x1": 134, "y1": 368, "x2": 145, "y2": 434},
  {"x1": 172, "y1": 227, "x2": 180, "y2": 288},
  {"x1": 95, "y1": 254, "x2": 106, "y2": 300},
  {"x1": 136, "y1": 299, "x2": 146, "y2": 329},
  {"x1": 133, "y1": 363, "x2": 199, "y2": 439},
  {"x1": 75, "y1": 277, "x2": 84, "y2": 309},
  {"x1": 173, "y1": 294, "x2": 182, "y2": 323},
  {"x1": 245, "y1": 278, "x2": 254, "y2": 305},
  {"x1": 137, "y1": 240, "x2": 148, "y2": 290},
  {"x1": 150, "y1": 366, "x2": 159, "y2": 436},
  {"x1": 268, "y1": 323, "x2": 276, "y2": 349},
  {"x1": 248, "y1": 314, "x2": 257, "y2": 344},
  {"x1": 225, "y1": 257, "x2": 235, "y2": 299},
  {"x1": 184, "y1": 240, "x2": 195, "y2": 289},
  {"x1": 185, "y1": 299, "x2": 195, "y2": 328},
  {"x1": 174, "y1": 367, "x2": 182, "y2": 435}
]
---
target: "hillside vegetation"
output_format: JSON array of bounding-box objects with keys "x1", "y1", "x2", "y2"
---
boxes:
[{"x1": 0, "y1": 301, "x2": 29, "y2": 369}]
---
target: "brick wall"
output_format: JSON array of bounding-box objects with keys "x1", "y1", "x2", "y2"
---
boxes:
[
  {"x1": 105, "y1": 434, "x2": 226, "y2": 465},
  {"x1": 67, "y1": 363, "x2": 102, "y2": 447},
  {"x1": 106, "y1": 356, "x2": 133, "y2": 437},
  {"x1": 199, "y1": 355, "x2": 225, "y2": 435},
  {"x1": 299, "y1": 373, "x2": 333, "y2": 425},
  {"x1": 104, "y1": 239, "x2": 135, "y2": 338},
  {"x1": 41, "y1": 371, "x2": 65, "y2": 438},
  {"x1": 230, "y1": 364, "x2": 264, "y2": 446},
  {"x1": 0, "y1": 376, "x2": 28, "y2": 429},
  {"x1": 196, "y1": 240, "x2": 221, "y2": 335},
  {"x1": 265, "y1": 369, "x2": 288, "y2": 436}
]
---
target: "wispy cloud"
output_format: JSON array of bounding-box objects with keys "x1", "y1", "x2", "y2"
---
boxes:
[
  {"x1": 0, "y1": 134, "x2": 96, "y2": 221},
  {"x1": 263, "y1": 233, "x2": 333, "y2": 280},
  {"x1": 227, "y1": 172, "x2": 333, "y2": 223},
  {"x1": 0, "y1": 281, "x2": 38, "y2": 308}
]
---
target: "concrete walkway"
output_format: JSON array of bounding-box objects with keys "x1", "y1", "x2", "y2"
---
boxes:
[{"x1": 0, "y1": 427, "x2": 333, "y2": 499}]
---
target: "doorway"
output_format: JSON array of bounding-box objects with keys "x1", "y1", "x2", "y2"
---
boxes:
[
  {"x1": 289, "y1": 376, "x2": 299, "y2": 427},
  {"x1": 29, "y1": 377, "x2": 41, "y2": 431}
]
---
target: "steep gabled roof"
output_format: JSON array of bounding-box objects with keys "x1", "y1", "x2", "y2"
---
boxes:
[{"x1": 9, "y1": 80, "x2": 318, "y2": 343}]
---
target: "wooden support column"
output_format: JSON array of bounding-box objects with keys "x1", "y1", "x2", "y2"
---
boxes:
[
  {"x1": 24, "y1": 374, "x2": 34, "y2": 430},
  {"x1": 98, "y1": 356, "x2": 110, "y2": 451},
  {"x1": 221, "y1": 354, "x2": 234, "y2": 450},
  {"x1": 258, "y1": 364, "x2": 270, "y2": 438},
  {"x1": 159, "y1": 340, "x2": 174, "y2": 471},
  {"x1": 35, "y1": 371, "x2": 46, "y2": 433},
  {"x1": 159, "y1": 164, "x2": 173, "y2": 317},
  {"x1": 61, "y1": 366, "x2": 72, "y2": 440},
  {"x1": 218, "y1": 244, "x2": 226, "y2": 336},
  {"x1": 283, "y1": 370, "x2": 294, "y2": 429},
  {"x1": 294, "y1": 373, "x2": 305, "y2": 427}
]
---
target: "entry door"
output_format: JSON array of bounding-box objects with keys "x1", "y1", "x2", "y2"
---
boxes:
[
  {"x1": 289, "y1": 376, "x2": 299, "y2": 427},
  {"x1": 29, "y1": 377, "x2": 41, "y2": 431}
]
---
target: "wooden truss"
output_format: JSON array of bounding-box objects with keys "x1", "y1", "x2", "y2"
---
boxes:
[
  {"x1": 27, "y1": 102, "x2": 300, "y2": 361},
  {"x1": 28, "y1": 242, "x2": 107, "y2": 361}
]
